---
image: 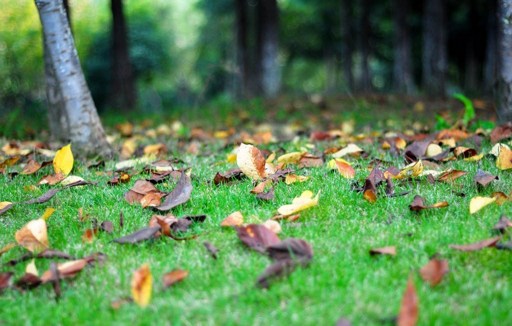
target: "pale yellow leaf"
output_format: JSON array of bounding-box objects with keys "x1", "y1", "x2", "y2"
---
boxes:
[
  {"x1": 277, "y1": 152, "x2": 305, "y2": 164},
  {"x1": 53, "y1": 144, "x2": 73, "y2": 176},
  {"x1": 60, "y1": 175, "x2": 84, "y2": 186},
  {"x1": 15, "y1": 218, "x2": 49, "y2": 253},
  {"x1": 25, "y1": 259, "x2": 38, "y2": 276},
  {"x1": 262, "y1": 219, "x2": 281, "y2": 234},
  {"x1": 277, "y1": 190, "x2": 320, "y2": 216},
  {"x1": 426, "y1": 144, "x2": 443, "y2": 157},
  {"x1": 332, "y1": 144, "x2": 363, "y2": 158},
  {"x1": 236, "y1": 143, "x2": 267, "y2": 180},
  {"x1": 285, "y1": 174, "x2": 310, "y2": 185},
  {"x1": 469, "y1": 196, "x2": 496, "y2": 214}
]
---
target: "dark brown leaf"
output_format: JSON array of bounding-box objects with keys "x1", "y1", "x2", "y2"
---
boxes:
[
  {"x1": 4, "y1": 249, "x2": 74, "y2": 267},
  {"x1": 162, "y1": 269, "x2": 188, "y2": 288},
  {"x1": 404, "y1": 139, "x2": 432, "y2": 162},
  {"x1": 156, "y1": 172, "x2": 193, "y2": 211},
  {"x1": 15, "y1": 273, "x2": 42, "y2": 290},
  {"x1": 449, "y1": 236, "x2": 501, "y2": 251},
  {"x1": 50, "y1": 262, "x2": 61, "y2": 301},
  {"x1": 236, "y1": 224, "x2": 281, "y2": 253},
  {"x1": 24, "y1": 188, "x2": 60, "y2": 204},
  {"x1": 100, "y1": 221, "x2": 114, "y2": 233},
  {"x1": 369, "y1": 246, "x2": 396, "y2": 256},
  {"x1": 0, "y1": 272, "x2": 13, "y2": 291},
  {"x1": 409, "y1": 195, "x2": 449, "y2": 212},
  {"x1": 266, "y1": 238, "x2": 313, "y2": 264},
  {"x1": 113, "y1": 226, "x2": 161, "y2": 244},
  {"x1": 490, "y1": 122, "x2": 512, "y2": 144},
  {"x1": 419, "y1": 258, "x2": 449, "y2": 286},
  {"x1": 171, "y1": 219, "x2": 192, "y2": 233},
  {"x1": 119, "y1": 211, "x2": 124, "y2": 229},
  {"x1": 256, "y1": 187, "x2": 275, "y2": 201},
  {"x1": 474, "y1": 170, "x2": 498, "y2": 187},
  {"x1": 213, "y1": 168, "x2": 245, "y2": 185},
  {"x1": 397, "y1": 277, "x2": 418, "y2": 326},
  {"x1": 203, "y1": 241, "x2": 218, "y2": 259},
  {"x1": 256, "y1": 259, "x2": 296, "y2": 289},
  {"x1": 493, "y1": 215, "x2": 512, "y2": 233}
]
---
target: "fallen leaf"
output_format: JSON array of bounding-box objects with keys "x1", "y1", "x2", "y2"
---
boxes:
[
  {"x1": 100, "y1": 221, "x2": 114, "y2": 233},
  {"x1": 425, "y1": 143, "x2": 443, "y2": 157},
  {"x1": 40, "y1": 259, "x2": 88, "y2": 283},
  {"x1": 203, "y1": 241, "x2": 218, "y2": 259},
  {"x1": 236, "y1": 224, "x2": 281, "y2": 253},
  {"x1": 449, "y1": 237, "x2": 501, "y2": 251},
  {"x1": 256, "y1": 187, "x2": 275, "y2": 201},
  {"x1": 236, "y1": 143, "x2": 267, "y2": 180},
  {"x1": 15, "y1": 273, "x2": 41, "y2": 290},
  {"x1": 113, "y1": 226, "x2": 161, "y2": 244},
  {"x1": 132, "y1": 264, "x2": 152, "y2": 307},
  {"x1": 266, "y1": 238, "x2": 313, "y2": 263},
  {"x1": 332, "y1": 144, "x2": 364, "y2": 158},
  {"x1": 474, "y1": 170, "x2": 498, "y2": 187},
  {"x1": 277, "y1": 190, "x2": 320, "y2": 216},
  {"x1": 162, "y1": 269, "x2": 188, "y2": 288},
  {"x1": 38, "y1": 173, "x2": 66, "y2": 185},
  {"x1": 53, "y1": 144, "x2": 73, "y2": 176},
  {"x1": 409, "y1": 195, "x2": 448, "y2": 212},
  {"x1": 492, "y1": 191, "x2": 510, "y2": 205},
  {"x1": 26, "y1": 259, "x2": 38, "y2": 276},
  {"x1": 335, "y1": 160, "x2": 356, "y2": 179},
  {"x1": 490, "y1": 123, "x2": 512, "y2": 144},
  {"x1": 20, "y1": 159, "x2": 42, "y2": 175},
  {"x1": 493, "y1": 215, "x2": 512, "y2": 233},
  {"x1": 24, "y1": 188, "x2": 60, "y2": 204},
  {"x1": 15, "y1": 218, "x2": 49, "y2": 253},
  {"x1": 0, "y1": 201, "x2": 13, "y2": 215},
  {"x1": 469, "y1": 196, "x2": 496, "y2": 214},
  {"x1": 394, "y1": 161, "x2": 424, "y2": 179},
  {"x1": 220, "y1": 211, "x2": 244, "y2": 227},
  {"x1": 213, "y1": 168, "x2": 245, "y2": 185},
  {"x1": 251, "y1": 180, "x2": 272, "y2": 194},
  {"x1": 262, "y1": 219, "x2": 282, "y2": 234},
  {"x1": 60, "y1": 175, "x2": 85, "y2": 187},
  {"x1": 156, "y1": 172, "x2": 193, "y2": 211},
  {"x1": 397, "y1": 277, "x2": 419, "y2": 326},
  {"x1": 496, "y1": 145, "x2": 512, "y2": 170},
  {"x1": 140, "y1": 192, "x2": 165, "y2": 208},
  {"x1": 0, "y1": 242, "x2": 16, "y2": 257},
  {"x1": 437, "y1": 169, "x2": 467, "y2": 182},
  {"x1": 363, "y1": 189, "x2": 377, "y2": 203},
  {"x1": 419, "y1": 258, "x2": 448, "y2": 286},
  {"x1": 284, "y1": 174, "x2": 310, "y2": 185},
  {"x1": 0, "y1": 272, "x2": 13, "y2": 291},
  {"x1": 40, "y1": 207, "x2": 55, "y2": 221},
  {"x1": 82, "y1": 228, "x2": 97, "y2": 243},
  {"x1": 369, "y1": 246, "x2": 396, "y2": 256},
  {"x1": 277, "y1": 152, "x2": 305, "y2": 164}
]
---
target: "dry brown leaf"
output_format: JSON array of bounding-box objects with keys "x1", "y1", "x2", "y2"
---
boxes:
[
  {"x1": 162, "y1": 269, "x2": 188, "y2": 288},
  {"x1": 450, "y1": 237, "x2": 501, "y2": 251},
  {"x1": 437, "y1": 169, "x2": 467, "y2": 182},
  {"x1": 397, "y1": 277, "x2": 419, "y2": 326},
  {"x1": 140, "y1": 192, "x2": 165, "y2": 208},
  {"x1": 419, "y1": 258, "x2": 448, "y2": 286},
  {"x1": 220, "y1": 211, "x2": 244, "y2": 227},
  {"x1": 15, "y1": 219, "x2": 49, "y2": 253},
  {"x1": 369, "y1": 246, "x2": 396, "y2": 256},
  {"x1": 236, "y1": 224, "x2": 281, "y2": 253},
  {"x1": 131, "y1": 264, "x2": 152, "y2": 307},
  {"x1": 40, "y1": 259, "x2": 88, "y2": 283},
  {"x1": 20, "y1": 160, "x2": 42, "y2": 175},
  {"x1": 236, "y1": 143, "x2": 267, "y2": 180}
]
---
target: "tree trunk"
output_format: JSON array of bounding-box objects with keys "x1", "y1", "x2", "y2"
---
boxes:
[
  {"x1": 393, "y1": 0, "x2": 414, "y2": 93},
  {"x1": 35, "y1": 0, "x2": 112, "y2": 156},
  {"x1": 110, "y1": 0, "x2": 136, "y2": 110},
  {"x1": 235, "y1": 0, "x2": 250, "y2": 98},
  {"x1": 422, "y1": 0, "x2": 447, "y2": 97},
  {"x1": 340, "y1": 0, "x2": 354, "y2": 92},
  {"x1": 257, "y1": 0, "x2": 280, "y2": 98},
  {"x1": 360, "y1": 0, "x2": 372, "y2": 92},
  {"x1": 485, "y1": 0, "x2": 498, "y2": 93},
  {"x1": 497, "y1": 0, "x2": 512, "y2": 122}
]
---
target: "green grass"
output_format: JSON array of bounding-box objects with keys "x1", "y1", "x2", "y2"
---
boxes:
[{"x1": 1, "y1": 110, "x2": 511, "y2": 325}]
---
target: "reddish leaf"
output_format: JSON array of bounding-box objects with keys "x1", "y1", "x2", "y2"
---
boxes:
[
  {"x1": 20, "y1": 159, "x2": 42, "y2": 175},
  {"x1": 162, "y1": 269, "x2": 188, "y2": 288},
  {"x1": 41, "y1": 259, "x2": 89, "y2": 283},
  {"x1": 397, "y1": 277, "x2": 419, "y2": 326},
  {"x1": 130, "y1": 180, "x2": 158, "y2": 195},
  {"x1": 220, "y1": 211, "x2": 244, "y2": 227},
  {"x1": 449, "y1": 236, "x2": 501, "y2": 251},
  {"x1": 236, "y1": 224, "x2": 281, "y2": 253},
  {"x1": 156, "y1": 172, "x2": 193, "y2": 211},
  {"x1": 419, "y1": 258, "x2": 449, "y2": 286},
  {"x1": 113, "y1": 226, "x2": 161, "y2": 244},
  {"x1": 0, "y1": 272, "x2": 13, "y2": 291},
  {"x1": 369, "y1": 246, "x2": 396, "y2": 256},
  {"x1": 437, "y1": 170, "x2": 467, "y2": 182},
  {"x1": 213, "y1": 168, "x2": 245, "y2": 185},
  {"x1": 15, "y1": 273, "x2": 41, "y2": 290}
]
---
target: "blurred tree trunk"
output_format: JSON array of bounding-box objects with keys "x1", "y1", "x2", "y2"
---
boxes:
[
  {"x1": 257, "y1": 0, "x2": 280, "y2": 98},
  {"x1": 35, "y1": 0, "x2": 112, "y2": 156},
  {"x1": 497, "y1": 0, "x2": 512, "y2": 122},
  {"x1": 235, "y1": 0, "x2": 250, "y2": 98},
  {"x1": 422, "y1": 0, "x2": 447, "y2": 97},
  {"x1": 63, "y1": 0, "x2": 71, "y2": 31},
  {"x1": 485, "y1": 0, "x2": 498, "y2": 93},
  {"x1": 393, "y1": 0, "x2": 414, "y2": 93},
  {"x1": 359, "y1": 0, "x2": 372, "y2": 92},
  {"x1": 110, "y1": 0, "x2": 136, "y2": 110},
  {"x1": 340, "y1": 0, "x2": 354, "y2": 92}
]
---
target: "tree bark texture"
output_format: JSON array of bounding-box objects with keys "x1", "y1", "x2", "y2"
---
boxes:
[
  {"x1": 110, "y1": 0, "x2": 136, "y2": 110},
  {"x1": 257, "y1": 0, "x2": 280, "y2": 98},
  {"x1": 497, "y1": 0, "x2": 512, "y2": 122},
  {"x1": 35, "y1": 0, "x2": 112, "y2": 156},
  {"x1": 341, "y1": 0, "x2": 354, "y2": 92},
  {"x1": 422, "y1": 0, "x2": 447, "y2": 97},
  {"x1": 393, "y1": 0, "x2": 414, "y2": 93},
  {"x1": 485, "y1": 0, "x2": 498, "y2": 92},
  {"x1": 235, "y1": 0, "x2": 250, "y2": 98},
  {"x1": 359, "y1": 0, "x2": 372, "y2": 92}
]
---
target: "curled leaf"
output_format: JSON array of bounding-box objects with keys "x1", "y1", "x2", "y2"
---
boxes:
[
  {"x1": 277, "y1": 190, "x2": 320, "y2": 216},
  {"x1": 15, "y1": 219, "x2": 49, "y2": 253}
]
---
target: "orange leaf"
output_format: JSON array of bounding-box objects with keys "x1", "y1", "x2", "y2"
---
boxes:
[
  {"x1": 131, "y1": 264, "x2": 152, "y2": 307},
  {"x1": 397, "y1": 277, "x2": 419, "y2": 326},
  {"x1": 419, "y1": 258, "x2": 449, "y2": 286},
  {"x1": 15, "y1": 219, "x2": 49, "y2": 253},
  {"x1": 220, "y1": 211, "x2": 244, "y2": 227},
  {"x1": 162, "y1": 269, "x2": 188, "y2": 288}
]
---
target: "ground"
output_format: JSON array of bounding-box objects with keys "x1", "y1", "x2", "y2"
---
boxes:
[{"x1": 0, "y1": 96, "x2": 511, "y2": 325}]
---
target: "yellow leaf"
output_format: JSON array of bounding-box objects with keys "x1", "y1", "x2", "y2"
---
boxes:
[
  {"x1": 61, "y1": 175, "x2": 85, "y2": 186},
  {"x1": 394, "y1": 161, "x2": 424, "y2": 179},
  {"x1": 236, "y1": 143, "x2": 267, "y2": 180},
  {"x1": 40, "y1": 207, "x2": 55, "y2": 221},
  {"x1": 463, "y1": 153, "x2": 483, "y2": 162},
  {"x1": 426, "y1": 144, "x2": 443, "y2": 157},
  {"x1": 15, "y1": 218, "x2": 49, "y2": 253},
  {"x1": 277, "y1": 152, "x2": 305, "y2": 164},
  {"x1": 469, "y1": 196, "x2": 496, "y2": 214},
  {"x1": 496, "y1": 146, "x2": 512, "y2": 170},
  {"x1": 284, "y1": 174, "x2": 310, "y2": 184},
  {"x1": 132, "y1": 264, "x2": 152, "y2": 308},
  {"x1": 26, "y1": 259, "x2": 38, "y2": 276},
  {"x1": 277, "y1": 191, "x2": 320, "y2": 216},
  {"x1": 332, "y1": 144, "x2": 363, "y2": 158},
  {"x1": 53, "y1": 144, "x2": 73, "y2": 176},
  {"x1": 226, "y1": 153, "x2": 237, "y2": 163}
]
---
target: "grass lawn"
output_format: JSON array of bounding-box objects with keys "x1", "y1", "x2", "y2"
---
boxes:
[{"x1": 0, "y1": 97, "x2": 511, "y2": 325}]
